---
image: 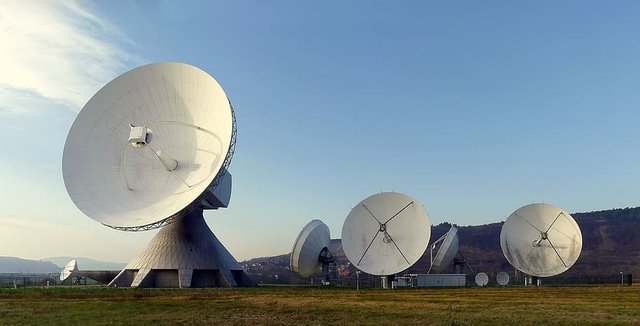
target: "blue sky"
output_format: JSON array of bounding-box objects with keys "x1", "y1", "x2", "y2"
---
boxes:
[{"x1": 1, "y1": 1, "x2": 640, "y2": 263}]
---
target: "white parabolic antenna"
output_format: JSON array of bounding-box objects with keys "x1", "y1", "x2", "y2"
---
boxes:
[
  {"x1": 63, "y1": 62, "x2": 232, "y2": 230},
  {"x1": 290, "y1": 220, "x2": 331, "y2": 277},
  {"x1": 475, "y1": 272, "x2": 489, "y2": 287},
  {"x1": 429, "y1": 226, "x2": 459, "y2": 273},
  {"x1": 500, "y1": 203, "x2": 582, "y2": 278},
  {"x1": 341, "y1": 192, "x2": 431, "y2": 276},
  {"x1": 496, "y1": 271, "x2": 509, "y2": 286},
  {"x1": 58, "y1": 259, "x2": 119, "y2": 284},
  {"x1": 60, "y1": 259, "x2": 78, "y2": 281},
  {"x1": 62, "y1": 62, "x2": 252, "y2": 288}
]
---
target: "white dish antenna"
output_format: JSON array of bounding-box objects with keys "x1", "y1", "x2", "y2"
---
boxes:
[
  {"x1": 496, "y1": 271, "x2": 509, "y2": 286},
  {"x1": 63, "y1": 62, "x2": 234, "y2": 231},
  {"x1": 59, "y1": 259, "x2": 78, "y2": 281},
  {"x1": 429, "y1": 226, "x2": 459, "y2": 273},
  {"x1": 63, "y1": 62, "x2": 251, "y2": 288},
  {"x1": 290, "y1": 219, "x2": 332, "y2": 277},
  {"x1": 475, "y1": 272, "x2": 489, "y2": 287},
  {"x1": 500, "y1": 203, "x2": 582, "y2": 278},
  {"x1": 289, "y1": 220, "x2": 335, "y2": 284},
  {"x1": 58, "y1": 259, "x2": 119, "y2": 284},
  {"x1": 341, "y1": 192, "x2": 431, "y2": 276}
]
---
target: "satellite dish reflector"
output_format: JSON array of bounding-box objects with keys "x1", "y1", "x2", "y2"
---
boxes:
[
  {"x1": 62, "y1": 62, "x2": 233, "y2": 230},
  {"x1": 341, "y1": 192, "x2": 431, "y2": 276},
  {"x1": 496, "y1": 271, "x2": 510, "y2": 286},
  {"x1": 500, "y1": 203, "x2": 582, "y2": 278},
  {"x1": 58, "y1": 259, "x2": 119, "y2": 284},
  {"x1": 290, "y1": 219, "x2": 331, "y2": 277},
  {"x1": 429, "y1": 226, "x2": 459, "y2": 273},
  {"x1": 60, "y1": 259, "x2": 78, "y2": 281},
  {"x1": 475, "y1": 272, "x2": 489, "y2": 287},
  {"x1": 63, "y1": 62, "x2": 252, "y2": 288}
]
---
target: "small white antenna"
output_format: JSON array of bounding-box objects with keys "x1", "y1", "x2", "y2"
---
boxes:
[
  {"x1": 496, "y1": 271, "x2": 510, "y2": 286},
  {"x1": 475, "y1": 272, "x2": 489, "y2": 287}
]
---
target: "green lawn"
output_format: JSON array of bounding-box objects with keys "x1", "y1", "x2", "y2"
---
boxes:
[{"x1": 0, "y1": 285, "x2": 638, "y2": 325}]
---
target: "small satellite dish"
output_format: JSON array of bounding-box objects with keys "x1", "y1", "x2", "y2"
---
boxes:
[
  {"x1": 59, "y1": 259, "x2": 78, "y2": 282},
  {"x1": 500, "y1": 203, "x2": 582, "y2": 278},
  {"x1": 429, "y1": 226, "x2": 459, "y2": 273},
  {"x1": 63, "y1": 62, "x2": 252, "y2": 288},
  {"x1": 475, "y1": 272, "x2": 489, "y2": 287},
  {"x1": 290, "y1": 220, "x2": 334, "y2": 283},
  {"x1": 496, "y1": 271, "x2": 509, "y2": 286},
  {"x1": 58, "y1": 259, "x2": 119, "y2": 284},
  {"x1": 341, "y1": 192, "x2": 431, "y2": 276}
]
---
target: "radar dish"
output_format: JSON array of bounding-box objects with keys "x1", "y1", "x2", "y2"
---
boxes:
[
  {"x1": 341, "y1": 192, "x2": 431, "y2": 276},
  {"x1": 429, "y1": 226, "x2": 459, "y2": 273},
  {"x1": 60, "y1": 259, "x2": 78, "y2": 281},
  {"x1": 475, "y1": 272, "x2": 489, "y2": 287},
  {"x1": 290, "y1": 220, "x2": 331, "y2": 277},
  {"x1": 496, "y1": 271, "x2": 509, "y2": 286},
  {"x1": 500, "y1": 203, "x2": 582, "y2": 278},
  {"x1": 63, "y1": 62, "x2": 234, "y2": 230}
]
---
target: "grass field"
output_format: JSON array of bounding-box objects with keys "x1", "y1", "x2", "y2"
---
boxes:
[{"x1": 0, "y1": 285, "x2": 638, "y2": 325}]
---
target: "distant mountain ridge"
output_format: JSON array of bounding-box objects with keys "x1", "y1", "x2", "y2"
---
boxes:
[
  {"x1": 41, "y1": 257, "x2": 125, "y2": 270},
  {"x1": 0, "y1": 257, "x2": 126, "y2": 274},
  {"x1": 0, "y1": 257, "x2": 60, "y2": 273},
  {"x1": 244, "y1": 206, "x2": 640, "y2": 284}
]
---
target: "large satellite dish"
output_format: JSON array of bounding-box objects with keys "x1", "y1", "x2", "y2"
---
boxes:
[
  {"x1": 63, "y1": 62, "x2": 233, "y2": 231},
  {"x1": 62, "y1": 62, "x2": 252, "y2": 288},
  {"x1": 290, "y1": 219, "x2": 334, "y2": 283},
  {"x1": 500, "y1": 203, "x2": 582, "y2": 278},
  {"x1": 428, "y1": 226, "x2": 459, "y2": 273},
  {"x1": 59, "y1": 259, "x2": 78, "y2": 282},
  {"x1": 341, "y1": 192, "x2": 431, "y2": 276}
]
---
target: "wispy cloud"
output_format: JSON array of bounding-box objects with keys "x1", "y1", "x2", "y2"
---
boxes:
[{"x1": 0, "y1": 0, "x2": 139, "y2": 114}]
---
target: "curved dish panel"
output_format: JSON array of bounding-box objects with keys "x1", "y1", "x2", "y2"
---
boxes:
[
  {"x1": 500, "y1": 203, "x2": 582, "y2": 277},
  {"x1": 60, "y1": 259, "x2": 78, "y2": 281},
  {"x1": 63, "y1": 62, "x2": 233, "y2": 229},
  {"x1": 341, "y1": 192, "x2": 430, "y2": 276},
  {"x1": 475, "y1": 272, "x2": 489, "y2": 286},
  {"x1": 290, "y1": 219, "x2": 331, "y2": 277},
  {"x1": 431, "y1": 226, "x2": 459, "y2": 273},
  {"x1": 496, "y1": 271, "x2": 509, "y2": 286}
]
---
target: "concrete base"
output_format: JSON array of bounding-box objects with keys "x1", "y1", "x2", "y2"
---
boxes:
[{"x1": 109, "y1": 208, "x2": 254, "y2": 288}]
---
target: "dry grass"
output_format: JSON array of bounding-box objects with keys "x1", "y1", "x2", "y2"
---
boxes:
[{"x1": 0, "y1": 285, "x2": 638, "y2": 325}]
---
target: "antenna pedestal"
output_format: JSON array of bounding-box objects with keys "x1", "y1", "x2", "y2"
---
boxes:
[
  {"x1": 319, "y1": 247, "x2": 335, "y2": 285},
  {"x1": 109, "y1": 208, "x2": 254, "y2": 288}
]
